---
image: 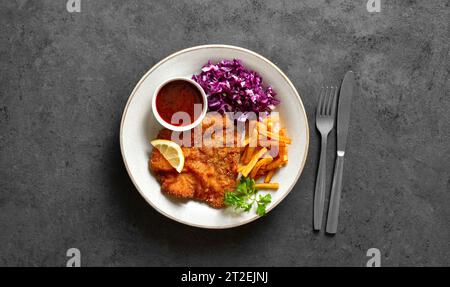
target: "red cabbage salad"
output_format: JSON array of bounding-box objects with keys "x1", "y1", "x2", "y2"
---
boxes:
[{"x1": 192, "y1": 59, "x2": 280, "y2": 121}]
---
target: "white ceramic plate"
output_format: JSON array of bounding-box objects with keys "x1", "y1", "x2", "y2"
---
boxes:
[{"x1": 120, "y1": 45, "x2": 309, "y2": 229}]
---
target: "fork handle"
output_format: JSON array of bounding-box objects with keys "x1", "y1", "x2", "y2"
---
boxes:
[
  {"x1": 313, "y1": 134, "x2": 328, "y2": 230},
  {"x1": 326, "y1": 153, "x2": 345, "y2": 234}
]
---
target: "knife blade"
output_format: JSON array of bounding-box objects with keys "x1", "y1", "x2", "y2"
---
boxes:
[{"x1": 336, "y1": 71, "x2": 355, "y2": 154}]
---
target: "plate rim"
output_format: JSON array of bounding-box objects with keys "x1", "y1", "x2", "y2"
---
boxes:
[{"x1": 120, "y1": 44, "x2": 310, "y2": 229}]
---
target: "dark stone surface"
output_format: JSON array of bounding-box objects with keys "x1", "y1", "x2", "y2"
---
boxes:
[{"x1": 0, "y1": 0, "x2": 449, "y2": 266}]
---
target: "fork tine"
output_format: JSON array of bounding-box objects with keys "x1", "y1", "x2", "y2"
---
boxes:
[
  {"x1": 321, "y1": 86, "x2": 329, "y2": 115},
  {"x1": 330, "y1": 86, "x2": 338, "y2": 115},
  {"x1": 316, "y1": 87, "x2": 325, "y2": 116},
  {"x1": 330, "y1": 86, "x2": 337, "y2": 115},
  {"x1": 325, "y1": 86, "x2": 334, "y2": 115}
]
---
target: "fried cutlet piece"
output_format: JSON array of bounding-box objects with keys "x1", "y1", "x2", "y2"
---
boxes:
[
  {"x1": 149, "y1": 114, "x2": 242, "y2": 208},
  {"x1": 150, "y1": 149, "x2": 175, "y2": 173},
  {"x1": 159, "y1": 172, "x2": 197, "y2": 198},
  {"x1": 183, "y1": 146, "x2": 240, "y2": 207}
]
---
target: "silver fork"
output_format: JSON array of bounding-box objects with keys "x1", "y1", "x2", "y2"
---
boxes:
[{"x1": 314, "y1": 86, "x2": 338, "y2": 231}]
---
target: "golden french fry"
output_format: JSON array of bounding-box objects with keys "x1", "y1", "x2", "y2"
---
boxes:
[
  {"x1": 254, "y1": 167, "x2": 267, "y2": 179},
  {"x1": 277, "y1": 141, "x2": 285, "y2": 159},
  {"x1": 264, "y1": 114, "x2": 279, "y2": 124},
  {"x1": 258, "y1": 139, "x2": 286, "y2": 147},
  {"x1": 243, "y1": 146, "x2": 255, "y2": 164},
  {"x1": 250, "y1": 157, "x2": 273, "y2": 178},
  {"x1": 255, "y1": 183, "x2": 279, "y2": 190},
  {"x1": 239, "y1": 118, "x2": 290, "y2": 180},
  {"x1": 248, "y1": 126, "x2": 258, "y2": 148},
  {"x1": 240, "y1": 146, "x2": 248, "y2": 162},
  {"x1": 264, "y1": 158, "x2": 286, "y2": 170},
  {"x1": 242, "y1": 137, "x2": 249, "y2": 147},
  {"x1": 264, "y1": 169, "x2": 275, "y2": 183},
  {"x1": 267, "y1": 121, "x2": 273, "y2": 132},
  {"x1": 255, "y1": 122, "x2": 265, "y2": 134},
  {"x1": 258, "y1": 129, "x2": 292, "y2": 144},
  {"x1": 241, "y1": 148, "x2": 268, "y2": 177}
]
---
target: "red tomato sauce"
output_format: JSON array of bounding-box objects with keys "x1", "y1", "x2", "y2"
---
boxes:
[{"x1": 155, "y1": 80, "x2": 204, "y2": 126}]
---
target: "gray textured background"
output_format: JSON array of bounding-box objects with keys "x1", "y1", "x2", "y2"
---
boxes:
[{"x1": 0, "y1": 0, "x2": 449, "y2": 266}]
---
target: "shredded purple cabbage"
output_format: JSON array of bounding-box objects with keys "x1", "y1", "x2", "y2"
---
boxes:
[{"x1": 192, "y1": 59, "x2": 280, "y2": 121}]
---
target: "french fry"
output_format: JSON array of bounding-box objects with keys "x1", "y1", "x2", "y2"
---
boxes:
[
  {"x1": 248, "y1": 120, "x2": 258, "y2": 143},
  {"x1": 255, "y1": 183, "x2": 279, "y2": 190},
  {"x1": 243, "y1": 146, "x2": 255, "y2": 164},
  {"x1": 264, "y1": 115, "x2": 279, "y2": 124},
  {"x1": 256, "y1": 121, "x2": 266, "y2": 131},
  {"x1": 256, "y1": 121, "x2": 275, "y2": 135},
  {"x1": 242, "y1": 137, "x2": 249, "y2": 147},
  {"x1": 258, "y1": 139, "x2": 286, "y2": 147},
  {"x1": 278, "y1": 145, "x2": 285, "y2": 159},
  {"x1": 267, "y1": 121, "x2": 273, "y2": 132},
  {"x1": 252, "y1": 168, "x2": 267, "y2": 180},
  {"x1": 264, "y1": 170, "x2": 275, "y2": 183},
  {"x1": 243, "y1": 127, "x2": 258, "y2": 163},
  {"x1": 278, "y1": 129, "x2": 287, "y2": 158},
  {"x1": 250, "y1": 157, "x2": 273, "y2": 178},
  {"x1": 241, "y1": 147, "x2": 268, "y2": 177},
  {"x1": 265, "y1": 157, "x2": 287, "y2": 170},
  {"x1": 240, "y1": 146, "x2": 248, "y2": 162},
  {"x1": 239, "y1": 117, "x2": 290, "y2": 182},
  {"x1": 258, "y1": 129, "x2": 292, "y2": 144}
]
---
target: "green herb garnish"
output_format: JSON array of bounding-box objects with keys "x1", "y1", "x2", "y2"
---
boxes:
[{"x1": 224, "y1": 177, "x2": 272, "y2": 216}]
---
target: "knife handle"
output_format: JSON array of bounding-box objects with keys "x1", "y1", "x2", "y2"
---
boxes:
[
  {"x1": 326, "y1": 153, "x2": 345, "y2": 234},
  {"x1": 313, "y1": 135, "x2": 328, "y2": 230}
]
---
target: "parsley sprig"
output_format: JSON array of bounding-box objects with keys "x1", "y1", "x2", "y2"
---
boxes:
[{"x1": 224, "y1": 177, "x2": 272, "y2": 216}]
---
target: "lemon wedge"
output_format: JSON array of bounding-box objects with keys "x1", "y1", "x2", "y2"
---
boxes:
[{"x1": 150, "y1": 139, "x2": 185, "y2": 173}]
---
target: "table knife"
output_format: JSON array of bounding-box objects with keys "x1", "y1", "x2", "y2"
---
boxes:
[{"x1": 325, "y1": 71, "x2": 355, "y2": 234}]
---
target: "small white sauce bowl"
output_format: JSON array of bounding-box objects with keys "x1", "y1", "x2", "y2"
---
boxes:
[{"x1": 151, "y1": 77, "x2": 208, "y2": 132}]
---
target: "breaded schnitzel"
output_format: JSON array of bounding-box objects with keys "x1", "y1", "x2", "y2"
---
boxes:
[{"x1": 150, "y1": 114, "x2": 241, "y2": 208}]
